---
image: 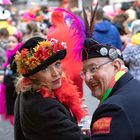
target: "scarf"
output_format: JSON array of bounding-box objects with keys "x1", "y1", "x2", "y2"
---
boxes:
[
  {"x1": 38, "y1": 77, "x2": 87, "y2": 122},
  {"x1": 3, "y1": 43, "x2": 22, "y2": 68},
  {"x1": 101, "y1": 68, "x2": 127, "y2": 104}
]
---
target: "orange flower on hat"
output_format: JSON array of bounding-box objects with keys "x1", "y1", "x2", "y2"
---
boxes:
[{"x1": 26, "y1": 56, "x2": 41, "y2": 69}]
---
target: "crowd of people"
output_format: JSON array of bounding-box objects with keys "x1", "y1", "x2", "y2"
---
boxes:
[{"x1": 0, "y1": 0, "x2": 140, "y2": 140}]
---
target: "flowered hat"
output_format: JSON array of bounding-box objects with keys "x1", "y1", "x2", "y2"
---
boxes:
[{"x1": 14, "y1": 36, "x2": 67, "y2": 77}]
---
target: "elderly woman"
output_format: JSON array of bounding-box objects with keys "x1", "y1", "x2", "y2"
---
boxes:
[{"x1": 14, "y1": 36, "x2": 88, "y2": 140}]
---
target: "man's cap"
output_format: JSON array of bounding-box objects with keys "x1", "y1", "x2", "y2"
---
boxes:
[{"x1": 82, "y1": 38, "x2": 123, "y2": 61}]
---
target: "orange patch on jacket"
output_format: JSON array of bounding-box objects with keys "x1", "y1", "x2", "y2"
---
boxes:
[{"x1": 92, "y1": 117, "x2": 112, "y2": 135}]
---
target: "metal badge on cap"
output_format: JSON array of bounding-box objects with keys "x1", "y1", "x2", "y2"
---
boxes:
[
  {"x1": 100, "y1": 47, "x2": 108, "y2": 56},
  {"x1": 109, "y1": 48, "x2": 118, "y2": 60}
]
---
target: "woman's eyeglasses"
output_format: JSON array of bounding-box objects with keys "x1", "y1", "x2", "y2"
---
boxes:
[{"x1": 80, "y1": 61, "x2": 112, "y2": 80}]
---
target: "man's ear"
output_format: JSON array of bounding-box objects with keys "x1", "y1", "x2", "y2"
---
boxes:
[{"x1": 112, "y1": 59, "x2": 121, "y2": 71}]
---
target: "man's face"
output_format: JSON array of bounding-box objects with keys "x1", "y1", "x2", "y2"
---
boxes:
[{"x1": 82, "y1": 57, "x2": 116, "y2": 100}]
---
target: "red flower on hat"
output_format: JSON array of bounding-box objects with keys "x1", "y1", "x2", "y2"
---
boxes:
[
  {"x1": 20, "y1": 49, "x2": 29, "y2": 58},
  {"x1": 53, "y1": 42, "x2": 64, "y2": 52}
]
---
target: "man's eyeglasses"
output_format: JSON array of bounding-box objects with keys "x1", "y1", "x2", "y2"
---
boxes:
[{"x1": 80, "y1": 61, "x2": 112, "y2": 80}]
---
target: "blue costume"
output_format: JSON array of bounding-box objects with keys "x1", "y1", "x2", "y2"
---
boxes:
[{"x1": 93, "y1": 20, "x2": 122, "y2": 50}]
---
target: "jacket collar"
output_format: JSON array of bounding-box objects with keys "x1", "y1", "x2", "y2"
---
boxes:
[{"x1": 109, "y1": 72, "x2": 133, "y2": 97}]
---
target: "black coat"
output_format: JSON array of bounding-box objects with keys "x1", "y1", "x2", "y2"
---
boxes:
[
  {"x1": 14, "y1": 90, "x2": 85, "y2": 140},
  {"x1": 90, "y1": 72, "x2": 140, "y2": 140},
  {"x1": 4, "y1": 62, "x2": 17, "y2": 115}
]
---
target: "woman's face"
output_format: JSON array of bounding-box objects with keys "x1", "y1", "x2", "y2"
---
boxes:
[
  {"x1": 33, "y1": 60, "x2": 63, "y2": 91},
  {"x1": 7, "y1": 35, "x2": 18, "y2": 50}
]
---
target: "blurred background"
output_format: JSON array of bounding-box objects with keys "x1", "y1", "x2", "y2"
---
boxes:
[{"x1": 0, "y1": 0, "x2": 140, "y2": 139}]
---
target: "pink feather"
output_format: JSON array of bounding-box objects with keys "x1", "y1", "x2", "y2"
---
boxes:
[{"x1": 51, "y1": 8, "x2": 86, "y2": 60}]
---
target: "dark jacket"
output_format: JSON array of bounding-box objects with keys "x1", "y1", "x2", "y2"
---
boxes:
[
  {"x1": 4, "y1": 61, "x2": 17, "y2": 115},
  {"x1": 90, "y1": 72, "x2": 140, "y2": 140},
  {"x1": 93, "y1": 20, "x2": 122, "y2": 50},
  {"x1": 14, "y1": 91, "x2": 84, "y2": 140}
]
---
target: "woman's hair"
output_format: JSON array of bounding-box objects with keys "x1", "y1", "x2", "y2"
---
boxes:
[
  {"x1": 15, "y1": 76, "x2": 41, "y2": 94},
  {"x1": 26, "y1": 22, "x2": 38, "y2": 34},
  {"x1": 113, "y1": 13, "x2": 128, "y2": 25},
  {"x1": 113, "y1": 13, "x2": 129, "y2": 35},
  {"x1": 0, "y1": 28, "x2": 9, "y2": 38}
]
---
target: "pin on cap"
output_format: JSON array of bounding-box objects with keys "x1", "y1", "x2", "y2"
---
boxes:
[
  {"x1": 109, "y1": 48, "x2": 119, "y2": 60},
  {"x1": 100, "y1": 47, "x2": 108, "y2": 56}
]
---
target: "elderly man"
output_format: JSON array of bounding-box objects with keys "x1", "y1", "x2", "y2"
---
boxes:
[{"x1": 80, "y1": 37, "x2": 140, "y2": 140}]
